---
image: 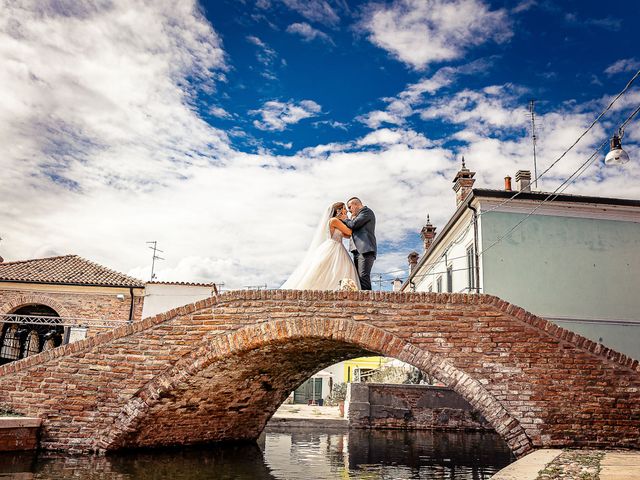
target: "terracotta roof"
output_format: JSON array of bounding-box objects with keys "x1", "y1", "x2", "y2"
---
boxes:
[{"x1": 0, "y1": 255, "x2": 144, "y2": 288}]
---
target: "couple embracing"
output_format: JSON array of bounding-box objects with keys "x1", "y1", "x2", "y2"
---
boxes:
[{"x1": 281, "y1": 197, "x2": 376, "y2": 291}]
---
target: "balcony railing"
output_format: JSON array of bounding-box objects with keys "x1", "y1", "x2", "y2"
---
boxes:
[{"x1": 0, "y1": 313, "x2": 131, "y2": 329}]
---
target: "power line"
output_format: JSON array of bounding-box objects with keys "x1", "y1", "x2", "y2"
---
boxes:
[
  {"x1": 477, "y1": 68, "x2": 640, "y2": 219},
  {"x1": 399, "y1": 100, "x2": 640, "y2": 288}
]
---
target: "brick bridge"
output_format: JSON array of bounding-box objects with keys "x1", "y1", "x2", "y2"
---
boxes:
[{"x1": 0, "y1": 290, "x2": 638, "y2": 457}]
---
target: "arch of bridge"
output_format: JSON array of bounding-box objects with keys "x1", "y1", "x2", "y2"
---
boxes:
[
  {"x1": 98, "y1": 316, "x2": 531, "y2": 455},
  {"x1": 0, "y1": 290, "x2": 638, "y2": 457}
]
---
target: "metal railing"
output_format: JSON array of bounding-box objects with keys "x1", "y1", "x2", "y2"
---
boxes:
[{"x1": 0, "y1": 314, "x2": 131, "y2": 329}]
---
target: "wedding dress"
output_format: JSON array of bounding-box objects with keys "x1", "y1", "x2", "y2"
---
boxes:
[{"x1": 281, "y1": 207, "x2": 361, "y2": 291}]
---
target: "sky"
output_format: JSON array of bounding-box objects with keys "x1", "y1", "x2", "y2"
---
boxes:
[{"x1": 1, "y1": 0, "x2": 639, "y2": 289}]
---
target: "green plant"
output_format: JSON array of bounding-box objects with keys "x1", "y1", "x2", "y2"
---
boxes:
[
  {"x1": 326, "y1": 382, "x2": 347, "y2": 405},
  {"x1": 0, "y1": 404, "x2": 21, "y2": 417}
]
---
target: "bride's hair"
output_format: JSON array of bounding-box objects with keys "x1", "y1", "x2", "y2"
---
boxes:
[{"x1": 331, "y1": 202, "x2": 345, "y2": 217}]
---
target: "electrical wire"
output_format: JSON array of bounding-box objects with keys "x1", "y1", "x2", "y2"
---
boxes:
[
  {"x1": 477, "y1": 68, "x2": 640, "y2": 219},
  {"x1": 395, "y1": 99, "x2": 640, "y2": 287}
]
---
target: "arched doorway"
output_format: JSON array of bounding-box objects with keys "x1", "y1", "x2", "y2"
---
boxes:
[{"x1": 0, "y1": 304, "x2": 64, "y2": 365}]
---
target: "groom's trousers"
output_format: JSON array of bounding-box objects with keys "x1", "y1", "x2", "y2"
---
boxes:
[{"x1": 353, "y1": 251, "x2": 376, "y2": 290}]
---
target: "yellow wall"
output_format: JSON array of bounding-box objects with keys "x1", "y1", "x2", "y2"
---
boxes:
[{"x1": 343, "y1": 356, "x2": 389, "y2": 382}]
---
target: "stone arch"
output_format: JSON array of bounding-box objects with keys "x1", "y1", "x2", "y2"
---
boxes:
[
  {"x1": 1, "y1": 294, "x2": 71, "y2": 318},
  {"x1": 99, "y1": 317, "x2": 532, "y2": 456}
]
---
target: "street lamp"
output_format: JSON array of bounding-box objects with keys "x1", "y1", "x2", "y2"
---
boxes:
[{"x1": 604, "y1": 132, "x2": 630, "y2": 166}]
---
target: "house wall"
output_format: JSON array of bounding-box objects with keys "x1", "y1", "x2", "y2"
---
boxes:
[
  {"x1": 142, "y1": 284, "x2": 214, "y2": 319},
  {"x1": 480, "y1": 210, "x2": 640, "y2": 359},
  {"x1": 412, "y1": 210, "x2": 477, "y2": 294},
  {"x1": 0, "y1": 283, "x2": 144, "y2": 321}
]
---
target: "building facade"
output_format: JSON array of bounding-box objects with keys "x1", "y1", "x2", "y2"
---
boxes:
[
  {"x1": 0, "y1": 255, "x2": 145, "y2": 364},
  {"x1": 402, "y1": 162, "x2": 640, "y2": 360}
]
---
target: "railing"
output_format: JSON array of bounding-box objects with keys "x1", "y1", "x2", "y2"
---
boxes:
[{"x1": 0, "y1": 314, "x2": 131, "y2": 329}]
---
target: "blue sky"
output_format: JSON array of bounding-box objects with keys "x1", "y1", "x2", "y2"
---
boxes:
[{"x1": 1, "y1": 0, "x2": 639, "y2": 288}]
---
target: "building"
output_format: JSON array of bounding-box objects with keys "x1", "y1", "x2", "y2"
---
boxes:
[
  {"x1": 142, "y1": 281, "x2": 217, "y2": 318},
  {"x1": 0, "y1": 255, "x2": 145, "y2": 364},
  {"x1": 402, "y1": 160, "x2": 640, "y2": 360}
]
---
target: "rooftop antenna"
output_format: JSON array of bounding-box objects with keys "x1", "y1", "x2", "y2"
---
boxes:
[
  {"x1": 528, "y1": 99, "x2": 539, "y2": 189},
  {"x1": 146, "y1": 241, "x2": 165, "y2": 281}
]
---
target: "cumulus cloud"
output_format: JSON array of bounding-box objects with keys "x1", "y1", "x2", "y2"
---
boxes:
[
  {"x1": 0, "y1": 0, "x2": 229, "y2": 194},
  {"x1": 251, "y1": 99, "x2": 322, "y2": 131},
  {"x1": 360, "y1": 0, "x2": 511, "y2": 70},
  {"x1": 286, "y1": 22, "x2": 334, "y2": 44},
  {"x1": 1, "y1": 0, "x2": 637, "y2": 293}
]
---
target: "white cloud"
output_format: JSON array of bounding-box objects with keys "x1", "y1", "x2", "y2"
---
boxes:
[
  {"x1": 1, "y1": 0, "x2": 637, "y2": 295},
  {"x1": 604, "y1": 58, "x2": 640, "y2": 76},
  {"x1": 358, "y1": 58, "x2": 495, "y2": 128},
  {"x1": 357, "y1": 128, "x2": 432, "y2": 148},
  {"x1": 277, "y1": 0, "x2": 340, "y2": 26},
  {"x1": 251, "y1": 99, "x2": 322, "y2": 131},
  {"x1": 0, "y1": 0, "x2": 229, "y2": 193},
  {"x1": 360, "y1": 0, "x2": 511, "y2": 70},
  {"x1": 357, "y1": 110, "x2": 405, "y2": 129},
  {"x1": 286, "y1": 22, "x2": 334, "y2": 44},
  {"x1": 209, "y1": 106, "x2": 232, "y2": 119}
]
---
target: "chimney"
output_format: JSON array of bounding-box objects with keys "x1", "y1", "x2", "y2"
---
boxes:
[
  {"x1": 452, "y1": 157, "x2": 476, "y2": 206},
  {"x1": 515, "y1": 170, "x2": 531, "y2": 192},
  {"x1": 420, "y1": 214, "x2": 437, "y2": 251},
  {"x1": 408, "y1": 251, "x2": 419, "y2": 272},
  {"x1": 504, "y1": 176, "x2": 512, "y2": 191},
  {"x1": 392, "y1": 278, "x2": 403, "y2": 292}
]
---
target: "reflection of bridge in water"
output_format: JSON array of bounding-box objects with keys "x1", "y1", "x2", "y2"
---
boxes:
[
  {"x1": 2, "y1": 430, "x2": 513, "y2": 479},
  {"x1": 0, "y1": 290, "x2": 638, "y2": 457}
]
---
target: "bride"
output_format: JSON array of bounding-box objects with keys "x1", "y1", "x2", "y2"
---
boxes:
[{"x1": 281, "y1": 202, "x2": 361, "y2": 290}]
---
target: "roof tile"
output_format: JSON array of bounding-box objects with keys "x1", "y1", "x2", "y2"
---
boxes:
[{"x1": 0, "y1": 255, "x2": 144, "y2": 288}]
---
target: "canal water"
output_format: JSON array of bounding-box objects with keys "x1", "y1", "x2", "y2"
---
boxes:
[{"x1": 0, "y1": 429, "x2": 513, "y2": 479}]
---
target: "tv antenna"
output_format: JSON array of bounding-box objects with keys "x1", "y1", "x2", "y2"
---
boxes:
[
  {"x1": 146, "y1": 241, "x2": 165, "y2": 281},
  {"x1": 529, "y1": 99, "x2": 539, "y2": 189}
]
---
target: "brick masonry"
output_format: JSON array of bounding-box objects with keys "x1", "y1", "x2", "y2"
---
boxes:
[
  {"x1": 347, "y1": 383, "x2": 493, "y2": 431},
  {"x1": 0, "y1": 290, "x2": 638, "y2": 458},
  {"x1": 0, "y1": 284, "x2": 144, "y2": 323},
  {"x1": 0, "y1": 417, "x2": 41, "y2": 451}
]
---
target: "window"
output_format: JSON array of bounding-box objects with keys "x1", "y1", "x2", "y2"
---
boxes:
[
  {"x1": 467, "y1": 245, "x2": 476, "y2": 291},
  {"x1": 436, "y1": 276, "x2": 442, "y2": 293},
  {"x1": 446, "y1": 265, "x2": 453, "y2": 293},
  {"x1": 427, "y1": 284, "x2": 433, "y2": 293}
]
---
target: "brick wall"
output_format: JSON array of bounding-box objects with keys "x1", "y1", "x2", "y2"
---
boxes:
[
  {"x1": 0, "y1": 290, "x2": 638, "y2": 457},
  {"x1": 347, "y1": 383, "x2": 493, "y2": 431},
  {"x1": 0, "y1": 284, "x2": 144, "y2": 322}
]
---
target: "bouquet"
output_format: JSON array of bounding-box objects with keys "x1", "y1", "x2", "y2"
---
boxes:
[{"x1": 338, "y1": 278, "x2": 358, "y2": 291}]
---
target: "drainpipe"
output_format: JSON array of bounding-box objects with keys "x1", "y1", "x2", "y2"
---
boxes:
[
  {"x1": 128, "y1": 287, "x2": 135, "y2": 322},
  {"x1": 466, "y1": 203, "x2": 481, "y2": 293}
]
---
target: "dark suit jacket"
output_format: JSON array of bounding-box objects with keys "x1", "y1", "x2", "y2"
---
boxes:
[{"x1": 345, "y1": 206, "x2": 377, "y2": 255}]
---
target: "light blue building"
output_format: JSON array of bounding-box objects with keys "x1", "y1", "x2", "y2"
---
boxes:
[{"x1": 402, "y1": 163, "x2": 640, "y2": 360}]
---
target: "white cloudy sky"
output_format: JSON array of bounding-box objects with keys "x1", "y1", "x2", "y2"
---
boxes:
[{"x1": 1, "y1": 0, "x2": 639, "y2": 289}]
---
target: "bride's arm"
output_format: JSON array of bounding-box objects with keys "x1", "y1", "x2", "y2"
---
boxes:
[{"x1": 330, "y1": 218, "x2": 352, "y2": 237}]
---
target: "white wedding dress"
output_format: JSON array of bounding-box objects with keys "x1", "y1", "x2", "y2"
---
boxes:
[{"x1": 281, "y1": 209, "x2": 361, "y2": 291}]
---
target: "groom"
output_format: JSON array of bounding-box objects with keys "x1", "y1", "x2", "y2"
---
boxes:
[{"x1": 344, "y1": 197, "x2": 377, "y2": 290}]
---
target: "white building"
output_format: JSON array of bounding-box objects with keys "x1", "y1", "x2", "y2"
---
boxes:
[
  {"x1": 401, "y1": 160, "x2": 640, "y2": 360},
  {"x1": 142, "y1": 281, "x2": 216, "y2": 318}
]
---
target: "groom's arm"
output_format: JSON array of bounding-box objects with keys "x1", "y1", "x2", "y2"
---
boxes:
[{"x1": 347, "y1": 209, "x2": 373, "y2": 230}]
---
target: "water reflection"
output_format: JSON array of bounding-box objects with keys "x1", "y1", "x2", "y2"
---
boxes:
[{"x1": 0, "y1": 430, "x2": 512, "y2": 479}]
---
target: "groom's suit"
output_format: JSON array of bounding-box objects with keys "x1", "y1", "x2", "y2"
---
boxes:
[{"x1": 345, "y1": 206, "x2": 377, "y2": 290}]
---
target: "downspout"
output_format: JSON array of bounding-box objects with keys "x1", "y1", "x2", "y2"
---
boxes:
[
  {"x1": 128, "y1": 287, "x2": 135, "y2": 322},
  {"x1": 466, "y1": 203, "x2": 481, "y2": 293}
]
